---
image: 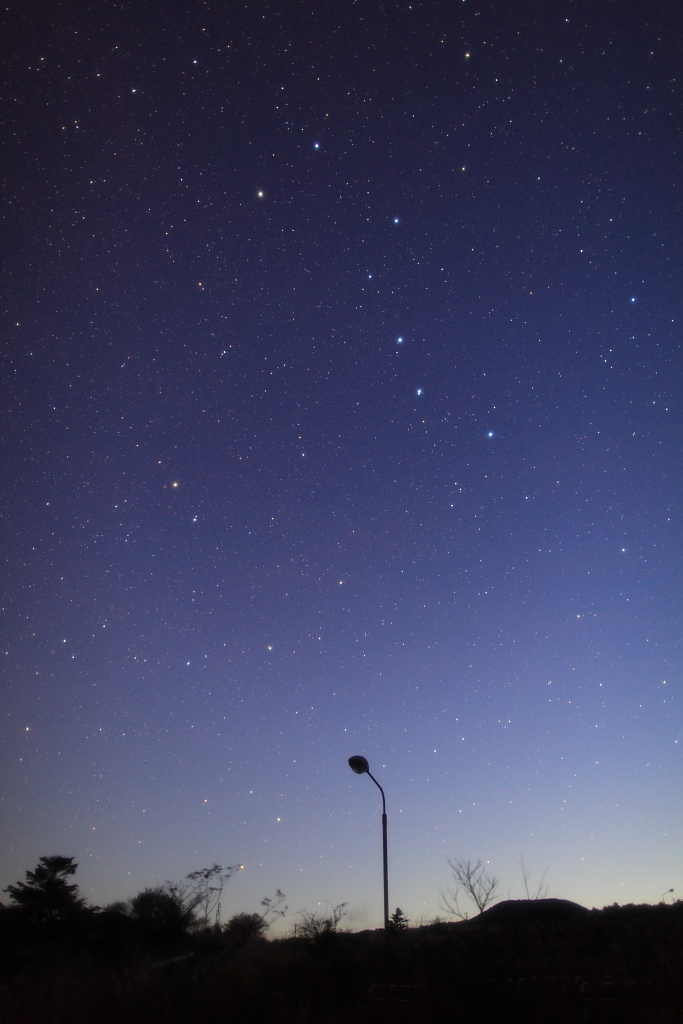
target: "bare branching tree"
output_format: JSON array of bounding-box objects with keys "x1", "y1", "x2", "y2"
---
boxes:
[
  {"x1": 185, "y1": 864, "x2": 243, "y2": 928},
  {"x1": 519, "y1": 857, "x2": 549, "y2": 900},
  {"x1": 258, "y1": 889, "x2": 288, "y2": 926},
  {"x1": 439, "y1": 857, "x2": 501, "y2": 919}
]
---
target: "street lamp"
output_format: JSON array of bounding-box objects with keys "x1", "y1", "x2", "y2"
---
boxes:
[{"x1": 348, "y1": 755, "x2": 389, "y2": 931}]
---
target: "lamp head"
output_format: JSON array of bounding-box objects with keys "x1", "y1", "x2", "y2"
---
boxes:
[{"x1": 348, "y1": 755, "x2": 369, "y2": 775}]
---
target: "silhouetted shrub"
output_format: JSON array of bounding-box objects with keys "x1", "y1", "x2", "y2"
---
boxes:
[
  {"x1": 223, "y1": 911, "x2": 268, "y2": 946},
  {"x1": 129, "y1": 886, "x2": 196, "y2": 940},
  {"x1": 293, "y1": 902, "x2": 347, "y2": 940}
]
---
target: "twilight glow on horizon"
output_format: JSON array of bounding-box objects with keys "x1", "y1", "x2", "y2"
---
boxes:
[{"x1": 1, "y1": 0, "x2": 681, "y2": 929}]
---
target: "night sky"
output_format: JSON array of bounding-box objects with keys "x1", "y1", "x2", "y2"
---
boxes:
[{"x1": 2, "y1": 0, "x2": 681, "y2": 930}]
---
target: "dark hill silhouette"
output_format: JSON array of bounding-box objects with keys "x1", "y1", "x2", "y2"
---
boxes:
[{"x1": 476, "y1": 897, "x2": 588, "y2": 923}]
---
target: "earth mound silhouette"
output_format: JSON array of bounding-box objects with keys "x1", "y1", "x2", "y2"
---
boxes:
[{"x1": 476, "y1": 898, "x2": 588, "y2": 923}]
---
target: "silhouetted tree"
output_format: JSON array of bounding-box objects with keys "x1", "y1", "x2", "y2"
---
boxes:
[
  {"x1": 519, "y1": 857, "x2": 549, "y2": 900},
  {"x1": 185, "y1": 863, "x2": 243, "y2": 928},
  {"x1": 439, "y1": 857, "x2": 501, "y2": 919},
  {"x1": 129, "y1": 885, "x2": 196, "y2": 940},
  {"x1": 258, "y1": 888, "x2": 288, "y2": 926},
  {"x1": 4, "y1": 856, "x2": 89, "y2": 924},
  {"x1": 389, "y1": 907, "x2": 409, "y2": 932},
  {"x1": 223, "y1": 911, "x2": 268, "y2": 946},
  {"x1": 219, "y1": 889, "x2": 287, "y2": 948}
]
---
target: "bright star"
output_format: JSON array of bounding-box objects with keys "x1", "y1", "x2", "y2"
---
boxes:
[
  {"x1": 416, "y1": 388, "x2": 423, "y2": 396},
  {"x1": 487, "y1": 431, "x2": 494, "y2": 438},
  {"x1": 393, "y1": 217, "x2": 400, "y2": 224},
  {"x1": 397, "y1": 336, "x2": 404, "y2": 343},
  {"x1": 313, "y1": 142, "x2": 320, "y2": 149},
  {"x1": 630, "y1": 297, "x2": 636, "y2": 303}
]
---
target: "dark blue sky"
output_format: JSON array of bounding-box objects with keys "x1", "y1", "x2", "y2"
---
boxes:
[{"x1": 2, "y1": 0, "x2": 681, "y2": 927}]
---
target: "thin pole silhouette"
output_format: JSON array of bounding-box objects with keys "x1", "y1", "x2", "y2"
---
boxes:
[{"x1": 348, "y1": 755, "x2": 389, "y2": 932}]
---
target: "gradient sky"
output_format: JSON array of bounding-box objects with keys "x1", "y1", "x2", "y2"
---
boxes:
[{"x1": 2, "y1": 0, "x2": 681, "y2": 931}]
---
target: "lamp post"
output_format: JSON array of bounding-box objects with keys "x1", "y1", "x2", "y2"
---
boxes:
[{"x1": 348, "y1": 755, "x2": 389, "y2": 932}]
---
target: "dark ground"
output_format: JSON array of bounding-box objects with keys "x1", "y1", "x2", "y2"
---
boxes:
[{"x1": 1, "y1": 901, "x2": 682, "y2": 1023}]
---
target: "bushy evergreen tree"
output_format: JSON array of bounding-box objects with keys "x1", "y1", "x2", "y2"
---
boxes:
[
  {"x1": 389, "y1": 907, "x2": 409, "y2": 932},
  {"x1": 4, "y1": 855, "x2": 89, "y2": 924}
]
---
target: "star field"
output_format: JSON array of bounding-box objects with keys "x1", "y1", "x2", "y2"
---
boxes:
[{"x1": 1, "y1": 0, "x2": 681, "y2": 926}]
